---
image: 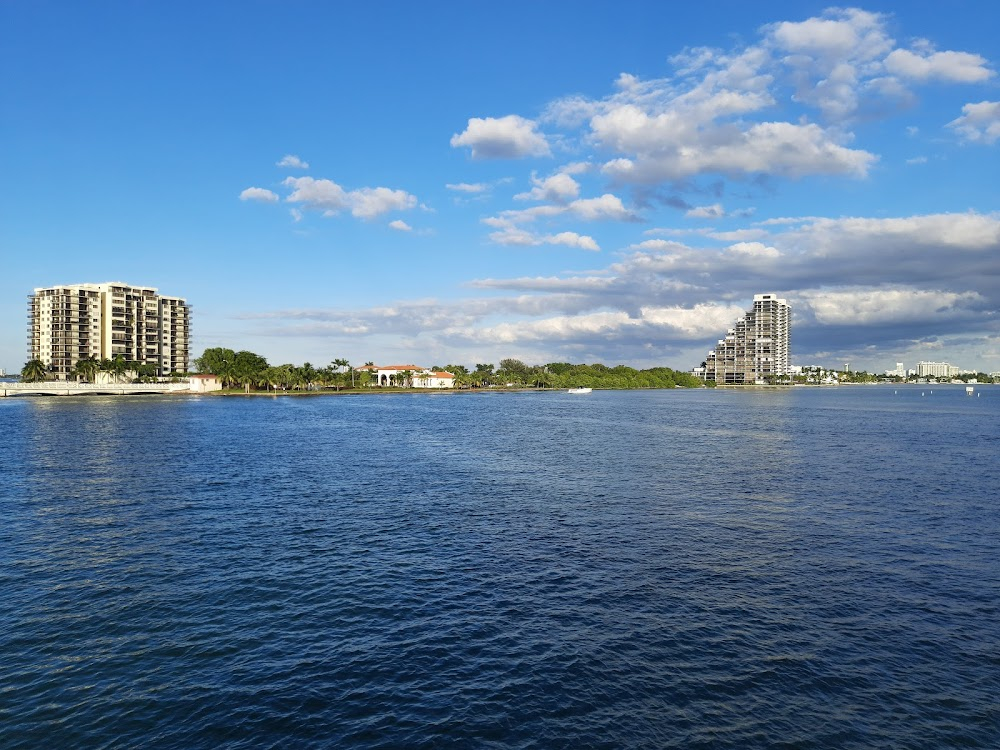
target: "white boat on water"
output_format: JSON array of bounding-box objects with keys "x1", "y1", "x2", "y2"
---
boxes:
[{"x1": 567, "y1": 387, "x2": 592, "y2": 394}]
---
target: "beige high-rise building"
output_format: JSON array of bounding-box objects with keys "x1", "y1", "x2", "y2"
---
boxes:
[
  {"x1": 704, "y1": 293, "x2": 791, "y2": 384},
  {"x1": 28, "y1": 282, "x2": 190, "y2": 379}
]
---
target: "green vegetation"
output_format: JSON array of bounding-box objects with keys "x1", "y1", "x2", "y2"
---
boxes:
[
  {"x1": 20, "y1": 354, "x2": 176, "y2": 384},
  {"x1": 194, "y1": 348, "x2": 373, "y2": 392},
  {"x1": 20, "y1": 359, "x2": 47, "y2": 382},
  {"x1": 192, "y1": 348, "x2": 703, "y2": 393}
]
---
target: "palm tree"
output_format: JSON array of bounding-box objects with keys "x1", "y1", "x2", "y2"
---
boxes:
[
  {"x1": 109, "y1": 354, "x2": 129, "y2": 383},
  {"x1": 300, "y1": 362, "x2": 317, "y2": 390},
  {"x1": 21, "y1": 359, "x2": 48, "y2": 383},
  {"x1": 73, "y1": 356, "x2": 100, "y2": 383},
  {"x1": 332, "y1": 358, "x2": 353, "y2": 388}
]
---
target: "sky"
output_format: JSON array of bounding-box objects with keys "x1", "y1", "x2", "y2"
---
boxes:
[{"x1": 2, "y1": 1, "x2": 999, "y2": 374}]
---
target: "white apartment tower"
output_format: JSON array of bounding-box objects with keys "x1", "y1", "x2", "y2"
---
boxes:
[
  {"x1": 704, "y1": 294, "x2": 791, "y2": 384},
  {"x1": 28, "y1": 282, "x2": 190, "y2": 379}
]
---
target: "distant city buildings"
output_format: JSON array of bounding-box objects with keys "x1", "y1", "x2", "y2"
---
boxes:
[
  {"x1": 28, "y1": 282, "x2": 190, "y2": 379},
  {"x1": 702, "y1": 294, "x2": 791, "y2": 384},
  {"x1": 884, "y1": 362, "x2": 906, "y2": 377},
  {"x1": 915, "y1": 361, "x2": 960, "y2": 378}
]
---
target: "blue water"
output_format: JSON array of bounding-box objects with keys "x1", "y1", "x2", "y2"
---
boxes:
[{"x1": 1, "y1": 387, "x2": 998, "y2": 748}]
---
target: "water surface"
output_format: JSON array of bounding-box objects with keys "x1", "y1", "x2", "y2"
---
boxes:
[{"x1": 1, "y1": 387, "x2": 998, "y2": 748}]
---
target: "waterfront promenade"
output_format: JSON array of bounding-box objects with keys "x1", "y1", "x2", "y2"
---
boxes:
[{"x1": 0, "y1": 382, "x2": 194, "y2": 397}]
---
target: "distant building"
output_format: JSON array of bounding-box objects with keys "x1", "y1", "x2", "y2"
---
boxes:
[
  {"x1": 703, "y1": 294, "x2": 791, "y2": 384},
  {"x1": 916, "y1": 361, "x2": 959, "y2": 378},
  {"x1": 369, "y1": 364, "x2": 455, "y2": 388},
  {"x1": 188, "y1": 374, "x2": 222, "y2": 392},
  {"x1": 884, "y1": 362, "x2": 906, "y2": 377},
  {"x1": 28, "y1": 282, "x2": 190, "y2": 379}
]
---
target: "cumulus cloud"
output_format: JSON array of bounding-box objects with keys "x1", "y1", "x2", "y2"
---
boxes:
[
  {"x1": 450, "y1": 115, "x2": 551, "y2": 159},
  {"x1": 798, "y1": 287, "x2": 984, "y2": 325},
  {"x1": 885, "y1": 47, "x2": 994, "y2": 83},
  {"x1": 283, "y1": 176, "x2": 417, "y2": 220},
  {"x1": 350, "y1": 187, "x2": 417, "y2": 220},
  {"x1": 948, "y1": 101, "x2": 1000, "y2": 144},
  {"x1": 389, "y1": 220, "x2": 412, "y2": 232},
  {"x1": 240, "y1": 187, "x2": 279, "y2": 203},
  {"x1": 277, "y1": 155, "x2": 310, "y2": 169},
  {"x1": 282, "y1": 177, "x2": 348, "y2": 212},
  {"x1": 487, "y1": 226, "x2": 600, "y2": 251},
  {"x1": 515, "y1": 171, "x2": 581, "y2": 203},
  {"x1": 522, "y1": 5, "x2": 993, "y2": 199},
  {"x1": 597, "y1": 119, "x2": 876, "y2": 181},
  {"x1": 547, "y1": 232, "x2": 600, "y2": 251}
]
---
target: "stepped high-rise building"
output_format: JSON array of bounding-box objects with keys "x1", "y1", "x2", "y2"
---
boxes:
[
  {"x1": 704, "y1": 293, "x2": 790, "y2": 384},
  {"x1": 28, "y1": 282, "x2": 190, "y2": 379}
]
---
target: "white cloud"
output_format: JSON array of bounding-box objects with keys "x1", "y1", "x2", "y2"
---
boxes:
[
  {"x1": 525, "y1": 6, "x2": 991, "y2": 198},
  {"x1": 487, "y1": 226, "x2": 600, "y2": 251},
  {"x1": 488, "y1": 225, "x2": 541, "y2": 246},
  {"x1": 725, "y1": 241, "x2": 781, "y2": 258},
  {"x1": 446, "y1": 182, "x2": 491, "y2": 193},
  {"x1": 240, "y1": 187, "x2": 279, "y2": 203},
  {"x1": 283, "y1": 177, "x2": 417, "y2": 220},
  {"x1": 349, "y1": 187, "x2": 417, "y2": 220},
  {"x1": 948, "y1": 101, "x2": 1000, "y2": 145},
  {"x1": 686, "y1": 203, "x2": 725, "y2": 219},
  {"x1": 800, "y1": 287, "x2": 984, "y2": 325},
  {"x1": 905, "y1": 156, "x2": 927, "y2": 165},
  {"x1": 768, "y1": 8, "x2": 892, "y2": 60},
  {"x1": 450, "y1": 115, "x2": 551, "y2": 159},
  {"x1": 283, "y1": 177, "x2": 348, "y2": 212},
  {"x1": 389, "y1": 220, "x2": 412, "y2": 232},
  {"x1": 885, "y1": 48, "x2": 994, "y2": 83},
  {"x1": 569, "y1": 194, "x2": 635, "y2": 221},
  {"x1": 515, "y1": 172, "x2": 580, "y2": 203},
  {"x1": 484, "y1": 193, "x2": 636, "y2": 240},
  {"x1": 465, "y1": 303, "x2": 741, "y2": 346},
  {"x1": 276, "y1": 154, "x2": 310, "y2": 169},
  {"x1": 547, "y1": 232, "x2": 600, "y2": 251},
  {"x1": 596, "y1": 115, "x2": 876, "y2": 181}
]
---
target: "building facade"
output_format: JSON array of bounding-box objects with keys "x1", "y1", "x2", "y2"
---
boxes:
[
  {"x1": 364, "y1": 364, "x2": 456, "y2": 388},
  {"x1": 28, "y1": 282, "x2": 190, "y2": 379},
  {"x1": 916, "y1": 361, "x2": 959, "y2": 378},
  {"x1": 704, "y1": 294, "x2": 791, "y2": 384}
]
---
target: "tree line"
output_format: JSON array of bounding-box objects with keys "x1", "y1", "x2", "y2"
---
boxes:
[
  {"x1": 20, "y1": 355, "x2": 164, "y2": 383},
  {"x1": 19, "y1": 348, "x2": 704, "y2": 390},
  {"x1": 192, "y1": 349, "x2": 704, "y2": 392}
]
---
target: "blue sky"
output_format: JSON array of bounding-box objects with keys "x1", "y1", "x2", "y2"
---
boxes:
[{"x1": 2, "y1": 1, "x2": 999, "y2": 374}]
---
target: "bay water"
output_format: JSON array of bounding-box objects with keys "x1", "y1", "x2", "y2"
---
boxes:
[{"x1": 1, "y1": 386, "x2": 998, "y2": 748}]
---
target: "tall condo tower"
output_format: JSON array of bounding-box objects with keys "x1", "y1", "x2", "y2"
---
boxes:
[
  {"x1": 28, "y1": 282, "x2": 190, "y2": 379},
  {"x1": 704, "y1": 293, "x2": 791, "y2": 384}
]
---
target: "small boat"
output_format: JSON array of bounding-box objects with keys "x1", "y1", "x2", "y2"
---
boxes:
[
  {"x1": 966, "y1": 386, "x2": 974, "y2": 396},
  {"x1": 567, "y1": 387, "x2": 592, "y2": 394}
]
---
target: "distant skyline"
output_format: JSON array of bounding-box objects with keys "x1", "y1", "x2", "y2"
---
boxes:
[{"x1": 2, "y1": 2, "x2": 998, "y2": 373}]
